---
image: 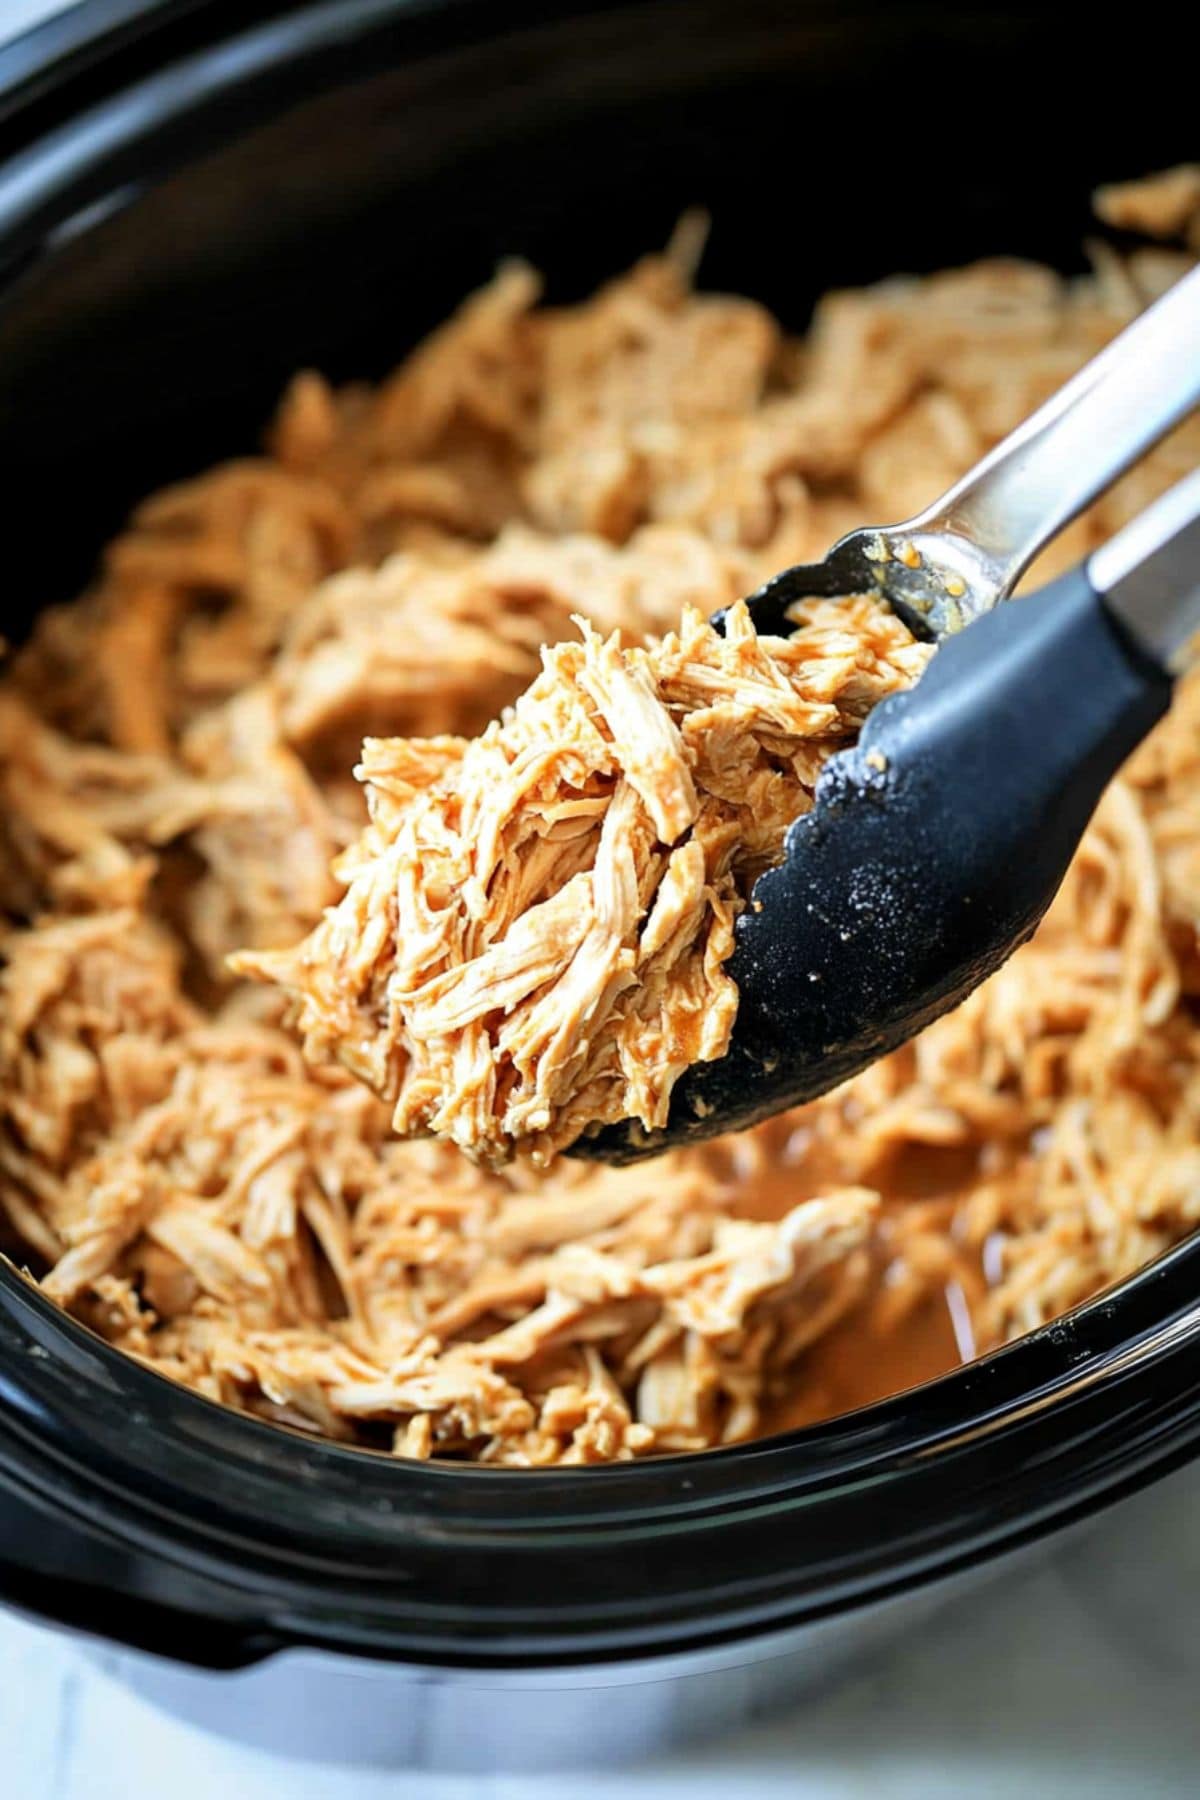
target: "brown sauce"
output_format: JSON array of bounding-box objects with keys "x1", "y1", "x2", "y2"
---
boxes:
[
  {"x1": 715, "y1": 1122, "x2": 982, "y2": 1435},
  {"x1": 765, "y1": 1285, "x2": 966, "y2": 1433}
]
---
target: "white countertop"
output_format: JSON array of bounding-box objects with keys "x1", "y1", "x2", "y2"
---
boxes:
[
  {"x1": 5, "y1": 1459, "x2": 1200, "y2": 1799},
  {"x1": 3, "y1": 4, "x2": 1199, "y2": 1795}
]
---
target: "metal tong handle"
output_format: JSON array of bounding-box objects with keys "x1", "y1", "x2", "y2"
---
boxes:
[
  {"x1": 1093, "y1": 465, "x2": 1200, "y2": 671},
  {"x1": 907, "y1": 262, "x2": 1200, "y2": 601}
]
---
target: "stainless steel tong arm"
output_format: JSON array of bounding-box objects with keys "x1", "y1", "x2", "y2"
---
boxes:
[
  {"x1": 904, "y1": 263, "x2": 1200, "y2": 608},
  {"x1": 1093, "y1": 465, "x2": 1200, "y2": 671}
]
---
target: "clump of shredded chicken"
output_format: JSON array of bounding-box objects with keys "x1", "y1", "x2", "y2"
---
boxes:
[
  {"x1": 2, "y1": 170, "x2": 1200, "y2": 1461},
  {"x1": 235, "y1": 595, "x2": 927, "y2": 1161}
]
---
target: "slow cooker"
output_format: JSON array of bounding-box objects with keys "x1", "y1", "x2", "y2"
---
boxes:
[{"x1": 2, "y1": 0, "x2": 1199, "y2": 1772}]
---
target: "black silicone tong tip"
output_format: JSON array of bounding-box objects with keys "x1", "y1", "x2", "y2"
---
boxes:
[
  {"x1": 575, "y1": 568, "x2": 1169, "y2": 1165},
  {"x1": 712, "y1": 548, "x2": 941, "y2": 647}
]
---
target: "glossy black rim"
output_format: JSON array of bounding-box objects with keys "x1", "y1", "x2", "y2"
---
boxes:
[
  {"x1": 4, "y1": 1235, "x2": 1200, "y2": 1670},
  {"x1": 1, "y1": 0, "x2": 1199, "y2": 1675}
]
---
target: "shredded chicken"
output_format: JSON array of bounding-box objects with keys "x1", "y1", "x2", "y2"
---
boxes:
[
  {"x1": 235, "y1": 594, "x2": 927, "y2": 1160},
  {"x1": 3, "y1": 170, "x2": 1200, "y2": 1462},
  {"x1": 1094, "y1": 165, "x2": 1200, "y2": 247}
]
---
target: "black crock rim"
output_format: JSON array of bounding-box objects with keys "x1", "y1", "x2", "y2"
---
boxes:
[{"x1": 3, "y1": 1236, "x2": 1200, "y2": 1670}]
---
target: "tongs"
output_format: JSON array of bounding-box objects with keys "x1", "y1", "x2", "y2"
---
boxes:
[{"x1": 579, "y1": 264, "x2": 1200, "y2": 1164}]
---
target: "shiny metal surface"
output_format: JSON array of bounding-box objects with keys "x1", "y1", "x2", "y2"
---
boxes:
[
  {"x1": 759, "y1": 264, "x2": 1200, "y2": 643},
  {"x1": 1092, "y1": 467, "x2": 1200, "y2": 672},
  {"x1": 90, "y1": 1561, "x2": 998, "y2": 1769}
]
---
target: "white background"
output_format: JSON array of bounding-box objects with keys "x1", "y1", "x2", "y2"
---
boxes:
[{"x1": 3, "y1": 3, "x2": 1198, "y2": 1795}]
